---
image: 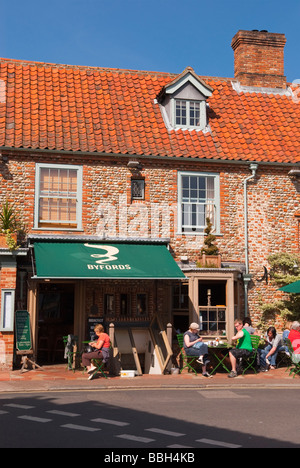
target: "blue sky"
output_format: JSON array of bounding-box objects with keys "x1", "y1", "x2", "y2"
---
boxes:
[{"x1": 1, "y1": 0, "x2": 299, "y2": 82}]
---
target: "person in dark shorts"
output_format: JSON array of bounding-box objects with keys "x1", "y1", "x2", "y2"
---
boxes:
[{"x1": 228, "y1": 319, "x2": 252, "y2": 378}]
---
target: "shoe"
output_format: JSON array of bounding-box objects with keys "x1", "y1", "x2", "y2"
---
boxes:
[
  {"x1": 259, "y1": 367, "x2": 268, "y2": 372},
  {"x1": 228, "y1": 371, "x2": 237, "y2": 378},
  {"x1": 196, "y1": 356, "x2": 204, "y2": 364},
  {"x1": 87, "y1": 366, "x2": 97, "y2": 374},
  {"x1": 88, "y1": 373, "x2": 95, "y2": 380},
  {"x1": 269, "y1": 365, "x2": 276, "y2": 370},
  {"x1": 202, "y1": 372, "x2": 212, "y2": 378}
]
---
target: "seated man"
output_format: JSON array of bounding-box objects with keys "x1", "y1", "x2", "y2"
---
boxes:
[
  {"x1": 228, "y1": 319, "x2": 253, "y2": 378},
  {"x1": 243, "y1": 317, "x2": 259, "y2": 335}
]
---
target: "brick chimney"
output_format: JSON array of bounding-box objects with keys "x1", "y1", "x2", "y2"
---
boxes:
[{"x1": 231, "y1": 30, "x2": 287, "y2": 89}]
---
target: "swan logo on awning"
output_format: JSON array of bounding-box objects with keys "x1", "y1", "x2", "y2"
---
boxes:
[{"x1": 84, "y1": 244, "x2": 131, "y2": 271}]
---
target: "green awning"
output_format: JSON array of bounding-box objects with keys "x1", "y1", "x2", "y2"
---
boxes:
[
  {"x1": 33, "y1": 242, "x2": 185, "y2": 279},
  {"x1": 279, "y1": 280, "x2": 300, "y2": 293}
]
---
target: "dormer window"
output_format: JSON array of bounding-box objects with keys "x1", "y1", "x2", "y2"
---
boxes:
[
  {"x1": 158, "y1": 67, "x2": 213, "y2": 132},
  {"x1": 175, "y1": 99, "x2": 203, "y2": 129}
]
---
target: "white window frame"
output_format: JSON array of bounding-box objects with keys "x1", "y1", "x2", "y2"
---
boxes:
[
  {"x1": 34, "y1": 163, "x2": 83, "y2": 230},
  {"x1": 178, "y1": 171, "x2": 220, "y2": 234},
  {"x1": 172, "y1": 99, "x2": 207, "y2": 130},
  {"x1": 0, "y1": 289, "x2": 15, "y2": 332}
]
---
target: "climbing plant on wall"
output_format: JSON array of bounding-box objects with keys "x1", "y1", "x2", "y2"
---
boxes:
[{"x1": 259, "y1": 252, "x2": 300, "y2": 324}]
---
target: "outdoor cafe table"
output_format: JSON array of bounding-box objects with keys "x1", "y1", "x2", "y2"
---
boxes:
[{"x1": 208, "y1": 343, "x2": 232, "y2": 375}]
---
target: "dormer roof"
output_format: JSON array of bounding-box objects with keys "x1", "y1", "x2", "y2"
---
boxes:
[{"x1": 158, "y1": 66, "x2": 213, "y2": 100}]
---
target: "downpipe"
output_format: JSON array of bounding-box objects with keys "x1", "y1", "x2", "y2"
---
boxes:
[{"x1": 243, "y1": 163, "x2": 258, "y2": 316}]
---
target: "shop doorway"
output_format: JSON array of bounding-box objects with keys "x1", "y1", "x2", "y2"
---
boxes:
[{"x1": 37, "y1": 283, "x2": 75, "y2": 364}]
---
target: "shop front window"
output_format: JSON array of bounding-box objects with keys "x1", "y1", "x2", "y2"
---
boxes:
[
  {"x1": 120, "y1": 294, "x2": 130, "y2": 316},
  {"x1": 104, "y1": 294, "x2": 115, "y2": 316},
  {"x1": 136, "y1": 294, "x2": 147, "y2": 316},
  {"x1": 172, "y1": 283, "x2": 189, "y2": 333},
  {"x1": 198, "y1": 281, "x2": 226, "y2": 336},
  {"x1": 199, "y1": 306, "x2": 226, "y2": 335}
]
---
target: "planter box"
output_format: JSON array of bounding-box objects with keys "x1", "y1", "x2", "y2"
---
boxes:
[
  {"x1": 198, "y1": 253, "x2": 222, "y2": 268},
  {"x1": 0, "y1": 233, "x2": 17, "y2": 249}
]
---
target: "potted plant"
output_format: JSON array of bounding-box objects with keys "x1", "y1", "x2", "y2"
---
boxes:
[
  {"x1": 197, "y1": 217, "x2": 221, "y2": 268},
  {"x1": 0, "y1": 201, "x2": 20, "y2": 250}
]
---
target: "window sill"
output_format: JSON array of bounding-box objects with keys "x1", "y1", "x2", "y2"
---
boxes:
[
  {"x1": 177, "y1": 231, "x2": 223, "y2": 237},
  {"x1": 32, "y1": 228, "x2": 84, "y2": 232}
]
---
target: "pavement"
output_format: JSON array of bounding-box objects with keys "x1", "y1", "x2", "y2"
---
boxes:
[{"x1": 0, "y1": 363, "x2": 299, "y2": 393}]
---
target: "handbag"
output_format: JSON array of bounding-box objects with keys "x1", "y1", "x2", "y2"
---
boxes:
[{"x1": 84, "y1": 345, "x2": 94, "y2": 353}]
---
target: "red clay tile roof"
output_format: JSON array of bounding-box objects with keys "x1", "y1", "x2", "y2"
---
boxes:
[{"x1": 0, "y1": 57, "x2": 299, "y2": 164}]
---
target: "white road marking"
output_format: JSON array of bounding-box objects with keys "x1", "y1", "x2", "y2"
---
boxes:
[
  {"x1": 47, "y1": 410, "x2": 80, "y2": 417},
  {"x1": 61, "y1": 423, "x2": 101, "y2": 432},
  {"x1": 167, "y1": 444, "x2": 193, "y2": 448},
  {"x1": 145, "y1": 427, "x2": 185, "y2": 437},
  {"x1": 196, "y1": 438, "x2": 242, "y2": 448},
  {"x1": 116, "y1": 434, "x2": 155, "y2": 443},
  {"x1": 18, "y1": 415, "x2": 52, "y2": 423},
  {"x1": 4, "y1": 403, "x2": 35, "y2": 409},
  {"x1": 91, "y1": 417, "x2": 129, "y2": 426}
]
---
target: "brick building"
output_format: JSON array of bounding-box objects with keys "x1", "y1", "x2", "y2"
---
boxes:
[{"x1": 0, "y1": 29, "x2": 299, "y2": 371}]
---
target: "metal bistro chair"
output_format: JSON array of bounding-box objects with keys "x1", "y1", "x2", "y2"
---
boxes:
[
  {"x1": 89, "y1": 356, "x2": 109, "y2": 379},
  {"x1": 276, "y1": 341, "x2": 291, "y2": 368},
  {"x1": 86, "y1": 345, "x2": 112, "y2": 380},
  {"x1": 240, "y1": 335, "x2": 260, "y2": 375},
  {"x1": 176, "y1": 333, "x2": 198, "y2": 376},
  {"x1": 285, "y1": 339, "x2": 300, "y2": 378}
]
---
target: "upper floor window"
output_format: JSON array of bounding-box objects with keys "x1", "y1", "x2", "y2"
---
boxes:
[
  {"x1": 178, "y1": 171, "x2": 220, "y2": 234},
  {"x1": 34, "y1": 163, "x2": 82, "y2": 230},
  {"x1": 175, "y1": 99, "x2": 203, "y2": 128}
]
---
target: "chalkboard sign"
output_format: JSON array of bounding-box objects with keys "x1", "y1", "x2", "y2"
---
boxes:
[
  {"x1": 15, "y1": 311, "x2": 32, "y2": 351},
  {"x1": 87, "y1": 317, "x2": 104, "y2": 340}
]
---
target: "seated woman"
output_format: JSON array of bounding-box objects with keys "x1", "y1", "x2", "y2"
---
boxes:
[
  {"x1": 258, "y1": 326, "x2": 282, "y2": 371},
  {"x1": 81, "y1": 324, "x2": 111, "y2": 380},
  {"x1": 184, "y1": 322, "x2": 211, "y2": 378}
]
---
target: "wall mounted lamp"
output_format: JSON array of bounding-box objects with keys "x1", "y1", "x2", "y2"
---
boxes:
[
  {"x1": 288, "y1": 169, "x2": 300, "y2": 178},
  {"x1": 127, "y1": 159, "x2": 142, "y2": 169}
]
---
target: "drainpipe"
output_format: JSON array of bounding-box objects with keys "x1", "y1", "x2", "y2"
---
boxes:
[{"x1": 243, "y1": 163, "x2": 258, "y2": 316}]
